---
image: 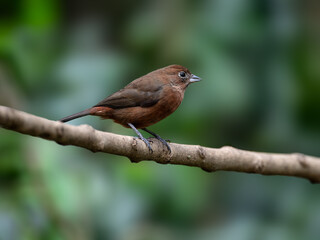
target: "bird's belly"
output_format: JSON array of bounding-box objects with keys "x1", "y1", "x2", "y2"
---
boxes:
[{"x1": 111, "y1": 90, "x2": 183, "y2": 128}]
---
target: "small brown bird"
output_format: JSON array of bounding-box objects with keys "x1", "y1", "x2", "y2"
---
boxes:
[{"x1": 60, "y1": 65, "x2": 201, "y2": 152}]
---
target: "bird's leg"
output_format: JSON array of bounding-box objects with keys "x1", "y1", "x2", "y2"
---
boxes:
[
  {"x1": 142, "y1": 128, "x2": 171, "y2": 153},
  {"x1": 128, "y1": 123, "x2": 153, "y2": 153}
]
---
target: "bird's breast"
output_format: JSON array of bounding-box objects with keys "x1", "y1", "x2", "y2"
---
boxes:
[
  {"x1": 109, "y1": 85, "x2": 184, "y2": 128},
  {"x1": 157, "y1": 85, "x2": 184, "y2": 115}
]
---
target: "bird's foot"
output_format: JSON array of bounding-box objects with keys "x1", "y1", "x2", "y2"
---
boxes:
[
  {"x1": 147, "y1": 137, "x2": 171, "y2": 152},
  {"x1": 128, "y1": 123, "x2": 153, "y2": 153},
  {"x1": 137, "y1": 136, "x2": 153, "y2": 153},
  {"x1": 142, "y1": 128, "x2": 171, "y2": 153},
  {"x1": 156, "y1": 137, "x2": 171, "y2": 153}
]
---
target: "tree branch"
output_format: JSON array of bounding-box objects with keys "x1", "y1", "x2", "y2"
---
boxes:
[{"x1": 0, "y1": 105, "x2": 319, "y2": 183}]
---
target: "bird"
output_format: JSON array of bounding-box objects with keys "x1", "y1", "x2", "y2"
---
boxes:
[{"x1": 59, "y1": 65, "x2": 201, "y2": 152}]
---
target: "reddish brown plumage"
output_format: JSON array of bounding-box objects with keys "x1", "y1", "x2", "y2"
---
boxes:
[
  {"x1": 90, "y1": 82, "x2": 184, "y2": 128},
  {"x1": 60, "y1": 64, "x2": 201, "y2": 152}
]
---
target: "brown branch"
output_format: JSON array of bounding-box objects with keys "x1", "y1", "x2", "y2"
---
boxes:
[{"x1": 1, "y1": 105, "x2": 320, "y2": 183}]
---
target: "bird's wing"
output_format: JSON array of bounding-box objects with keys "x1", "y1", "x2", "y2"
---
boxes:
[{"x1": 93, "y1": 78, "x2": 164, "y2": 109}]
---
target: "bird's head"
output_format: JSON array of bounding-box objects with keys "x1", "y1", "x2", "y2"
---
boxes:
[{"x1": 161, "y1": 65, "x2": 201, "y2": 90}]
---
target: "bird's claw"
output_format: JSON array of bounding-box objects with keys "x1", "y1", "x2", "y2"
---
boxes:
[
  {"x1": 142, "y1": 128, "x2": 171, "y2": 153},
  {"x1": 129, "y1": 123, "x2": 153, "y2": 153},
  {"x1": 158, "y1": 138, "x2": 171, "y2": 153},
  {"x1": 151, "y1": 137, "x2": 171, "y2": 153},
  {"x1": 147, "y1": 137, "x2": 171, "y2": 153},
  {"x1": 139, "y1": 136, "x2": 153, "y2": 153}
]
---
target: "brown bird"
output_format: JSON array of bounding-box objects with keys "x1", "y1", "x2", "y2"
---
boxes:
[{"x1": 60, "y1": 65, "x2": 201, "y2": 152}]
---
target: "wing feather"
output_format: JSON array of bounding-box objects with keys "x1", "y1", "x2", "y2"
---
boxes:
[{"x1": 94, "y1": 77, "x2": 163, "y2": 109}]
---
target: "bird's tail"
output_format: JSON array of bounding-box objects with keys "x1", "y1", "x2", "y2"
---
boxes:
[{"x1": 59, "y1": 108, "x2": 91, "y2": 123}]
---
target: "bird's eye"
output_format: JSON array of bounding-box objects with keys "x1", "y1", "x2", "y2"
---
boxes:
[{"x1": 178, "y1": 71, "x2": 186, "y2": 79}]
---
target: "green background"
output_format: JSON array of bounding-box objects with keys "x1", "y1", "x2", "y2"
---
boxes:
[{"x1": 0, "y1": 0, "x2": 319, "y2": 239}]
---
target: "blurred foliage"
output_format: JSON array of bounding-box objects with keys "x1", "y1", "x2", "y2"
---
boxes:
[{"x1": 0, "y1": 0, "x2": 320, "y2": 239}]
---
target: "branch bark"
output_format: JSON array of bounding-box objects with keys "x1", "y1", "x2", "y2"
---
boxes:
[{"x1": 0, "y1": 105, "x2": 319, "y2": 183}]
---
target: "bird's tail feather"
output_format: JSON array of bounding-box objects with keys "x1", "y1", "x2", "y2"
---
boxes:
[{"x1": 59, "y1": 109, "x2": 91, "y2": 123}]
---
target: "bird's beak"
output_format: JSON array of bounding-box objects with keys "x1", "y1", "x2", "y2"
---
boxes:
[{"x1": 189, "y1": 74, "x2": 201, "y2": 83}]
